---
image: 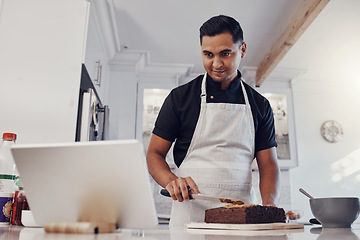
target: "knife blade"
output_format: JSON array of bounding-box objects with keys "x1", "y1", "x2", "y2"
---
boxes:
[{"x1": 160, "y1": 189, "x2": 245, "y2": 205}]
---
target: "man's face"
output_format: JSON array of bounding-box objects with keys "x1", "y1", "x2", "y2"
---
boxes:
[{"x1": 201, "y1": 32, "x2": 246, "y2": 86}]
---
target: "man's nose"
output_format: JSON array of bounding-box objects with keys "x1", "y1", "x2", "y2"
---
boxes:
[{"x1": 212, "y1": 56, "x2": 223, "y2": 68}]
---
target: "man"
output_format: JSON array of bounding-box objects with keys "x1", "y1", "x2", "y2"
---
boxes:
[{"x1": 146, "y1": 15, "x2": 280, "y2": 227}]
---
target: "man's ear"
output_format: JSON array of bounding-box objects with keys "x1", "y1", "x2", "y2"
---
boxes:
[{"x1": 241, "y1": 42, "x2": 247, "y2": 58}]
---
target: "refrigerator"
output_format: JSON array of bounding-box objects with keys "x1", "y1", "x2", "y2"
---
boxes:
[{"x1": 75, "y1": 64, "x2": 109, "y2": 141}]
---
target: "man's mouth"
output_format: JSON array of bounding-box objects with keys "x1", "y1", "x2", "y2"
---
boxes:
[{"x1": 213, "y1": 69, "x2": 226, "y2": 74}]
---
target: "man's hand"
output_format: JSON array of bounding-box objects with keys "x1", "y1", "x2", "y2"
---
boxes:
[
  {"x1": 263, "y1": 203, "x2": 276, "y2": 207},
  {"x1": 165, "y1": 176, "x2": 200, "y2": 202}
]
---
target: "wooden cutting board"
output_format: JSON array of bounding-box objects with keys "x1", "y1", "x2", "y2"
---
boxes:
[{"x1": 186, "y1": 222, "x2": 304, "y2": 231}]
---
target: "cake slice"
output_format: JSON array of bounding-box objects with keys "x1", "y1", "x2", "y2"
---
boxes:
[{"x1": 205, "y1": 204, "x2": 286, "y2": 224}]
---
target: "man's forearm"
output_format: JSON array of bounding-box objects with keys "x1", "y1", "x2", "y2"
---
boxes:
[
  {"x1": 259, "y1": 165, "x2": 280, "y2": 206},
  {"x1": 147, "y1": 152, "x2": 178, "y2": 188},
  {"x1": 256, "y1": 147, "x2": 281, "y2": 206}
]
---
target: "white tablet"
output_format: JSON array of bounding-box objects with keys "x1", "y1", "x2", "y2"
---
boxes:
[{"x1": 11, "y1": 139, "x2": 158, "y2": 229}]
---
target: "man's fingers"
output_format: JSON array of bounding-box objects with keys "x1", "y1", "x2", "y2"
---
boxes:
[
  {"x1": 179, "y1": 182, "x2": 190, "y2": 201},
  {"x1": 185, "y1": 177, "x2": 200, "y2": 195},
  {"x1": 166, "y1": 182, "x2": 182, "y2": 202},
  {"x1": 165, "y1": 176, "x2": 199, "y2": 202},
  {"x1": 165, "y1": 178, "x2": 186, "y2": 202},
  {"x1": 174, "y1": 182, "x2": 184, "y2": 202}
]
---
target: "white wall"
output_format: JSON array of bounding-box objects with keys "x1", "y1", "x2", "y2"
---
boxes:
[
  {"x1": 108, "y1": 71, "x2": 138, "y2": 140},
  {"x1": 289, "y1": 80, "x2": 360, "y2": 221}
]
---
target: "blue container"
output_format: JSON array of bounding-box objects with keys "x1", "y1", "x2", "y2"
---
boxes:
[{"x1": 0, "y1": 193, "x2": 13, "y2": 224}]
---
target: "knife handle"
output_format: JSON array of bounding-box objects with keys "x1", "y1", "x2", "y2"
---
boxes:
[{"x1": 160, "y1": 188, "x2": 193, "y2": 200}]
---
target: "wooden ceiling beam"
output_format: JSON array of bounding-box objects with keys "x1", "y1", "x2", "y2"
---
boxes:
[{"x1": 255, "y1": 0, "x2": 330, "y2": 87}]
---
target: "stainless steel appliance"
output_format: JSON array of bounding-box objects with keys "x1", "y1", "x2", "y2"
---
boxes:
[{"x1": 75, "y1": 65, "x2": 109, "y2": 141}]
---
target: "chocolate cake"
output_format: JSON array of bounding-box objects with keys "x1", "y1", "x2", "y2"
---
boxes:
[{"x1": 205, "y1": 204, "x2": 286, "y2": 224}]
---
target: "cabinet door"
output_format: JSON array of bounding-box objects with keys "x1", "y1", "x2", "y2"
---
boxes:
[
  {"x1": 136, "y1": 83, "x2": 174, "y2": 149},
  {"x1": 258, "y1": 88, "x2": 298, "y2": 169},
  {"x1": 0, "y1": 0, "x2": 89, "y2": 143},
  {"x1": 84, "y1": 6, "x2": 109, "y2": 103}
]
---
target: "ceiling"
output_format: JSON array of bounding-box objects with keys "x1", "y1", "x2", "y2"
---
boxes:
[{"x1": 109, "y1": 0, "x2": 360, "y2": 87}]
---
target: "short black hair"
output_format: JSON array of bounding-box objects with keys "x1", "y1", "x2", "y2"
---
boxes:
[{"x1": 199, "y1": 15, "x2": 244, "y2": 45}]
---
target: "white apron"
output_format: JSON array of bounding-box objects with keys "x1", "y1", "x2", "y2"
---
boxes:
[{"x1": 169, "y1": 74, "x2": 256, "y2": 228}]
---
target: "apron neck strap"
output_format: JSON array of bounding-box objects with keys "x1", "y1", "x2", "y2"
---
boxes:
[
  {"x1": 200, "y1": 74, "x2": 207, "y2": 103},
  {"x1": 240, "y1": 78, "x2": 250, "y2": 106}
]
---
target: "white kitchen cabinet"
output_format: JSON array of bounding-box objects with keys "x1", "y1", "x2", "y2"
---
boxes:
[
  {"x1": 0, "y1": 0, "x2": 90, "y2": 143},
  {"x1": 0, "y1": 0, "x2": 113, "y2": 144},
  {"x1": 136, "y1": 80, "x2": 178, "y2": 146},
  {"x1": 83, "y1": 5, "x2": 110, "y2": 103},
  {"x1": 257, "y1": 88, "x2": 298, "y2": 169}
]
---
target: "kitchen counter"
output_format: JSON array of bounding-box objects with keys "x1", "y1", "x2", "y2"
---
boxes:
[{"x1": 1, "y1": 224, "x2": 360, "y2": 240}]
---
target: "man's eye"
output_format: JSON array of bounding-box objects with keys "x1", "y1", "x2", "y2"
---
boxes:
[
  {"x1": 204, "y1": 53, "x2": 213, "y2": 57},
  {"x1": 221, "y1": 52, "x2": 231, "y2": 57}
]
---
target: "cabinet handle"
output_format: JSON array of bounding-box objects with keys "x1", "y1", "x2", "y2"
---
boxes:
[{"x1": 95, "y1": 60, "x2": 102, "y2": 87}]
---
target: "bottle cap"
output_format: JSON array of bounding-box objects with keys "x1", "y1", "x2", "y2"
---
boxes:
[{"x1": 2, "y1": 133, "x2": 17, "y2": 141}]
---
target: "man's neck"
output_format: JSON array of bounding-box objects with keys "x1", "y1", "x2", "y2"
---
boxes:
[
  {"x1": 221, "y1": 80, "x2": 233, "y2": 90},
  {"x1": 221, "y1": 72, "x2": 240, "y2": 90}
]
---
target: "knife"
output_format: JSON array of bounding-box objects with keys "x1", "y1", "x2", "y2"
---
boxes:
[{"x1": 160, "y1": 189, "x2": 245, "y2": 205}]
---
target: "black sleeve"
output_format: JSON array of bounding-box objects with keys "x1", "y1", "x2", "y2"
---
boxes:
[
  {"x1": 152, "y1": 89, "x2": 180, "y2": 142},
  {"x1": 255, "y1": 97, "x2": 277, "y2": 152}
]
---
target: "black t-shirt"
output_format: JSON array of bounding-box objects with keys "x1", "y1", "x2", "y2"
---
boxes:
[{"x1": 153, "y1": 72, "x2": 277, "y2": 167}]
